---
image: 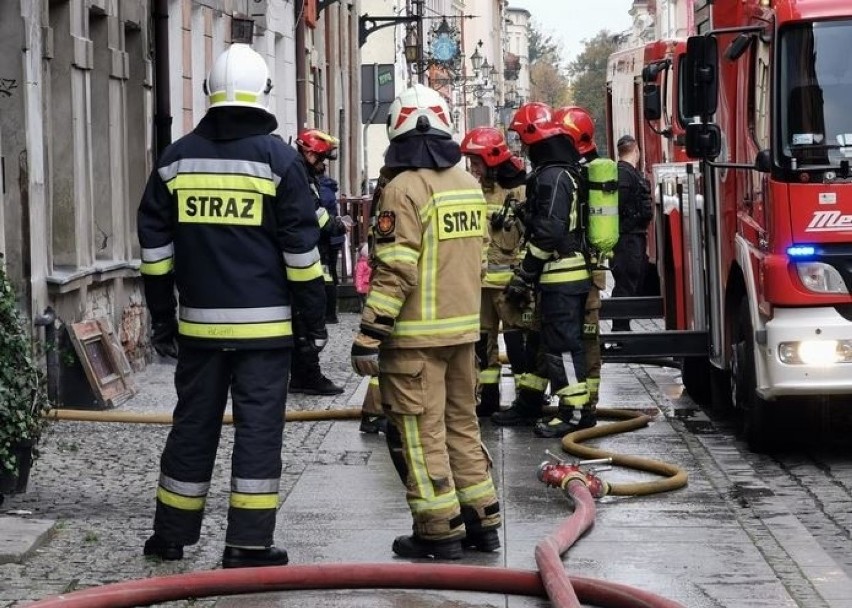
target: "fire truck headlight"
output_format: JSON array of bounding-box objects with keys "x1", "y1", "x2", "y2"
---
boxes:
[
  {"x1": 779, "y1": 340, "x2": 852, "y2": 365},
  {"x1": 795, "y1": 262, "x2": 847, "y2": 294}
]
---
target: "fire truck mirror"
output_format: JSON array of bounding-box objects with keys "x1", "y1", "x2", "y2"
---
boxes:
[
  {"x1": 725, "y1": 33, "x2": 753, "y2": 62},
  {"x1": 755, "y1": 149, "x2": 771, "y2": 173},
  {"x1": 685, "y1": 123, "x2": 721, "y2": 160},
  {"x1": 643, "y1": 83, "x2": 662, "y2": 121},
  {"x1": 683, "y1": 35, "x2": 719, "y2": 118}
]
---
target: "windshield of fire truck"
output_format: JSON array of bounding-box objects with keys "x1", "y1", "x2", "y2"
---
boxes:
[{"x1": 779, "y1": 19, "x2": 852, "y2": 169}]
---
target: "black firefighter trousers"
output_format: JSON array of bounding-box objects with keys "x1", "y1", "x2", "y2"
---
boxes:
[{"x1": 153, "y1": 345, "x2": 291, "y2": 549}]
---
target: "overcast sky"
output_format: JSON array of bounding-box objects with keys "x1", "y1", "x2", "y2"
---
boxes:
[{"x1": 508, "y1": 0, "x2": 635, "y2": 66}]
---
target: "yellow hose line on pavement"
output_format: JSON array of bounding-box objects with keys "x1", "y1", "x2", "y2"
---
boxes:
[
  {"x1": 46, "y1": 408, "x2": 362, "y2": 425},
  {"x1": 561, "y1": 407, "x2": 688, "y2": 496}
]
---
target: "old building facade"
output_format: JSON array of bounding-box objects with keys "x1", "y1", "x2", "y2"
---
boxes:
[{"x1": 0, "y1": 0, "x2": 362, "y2": 370}]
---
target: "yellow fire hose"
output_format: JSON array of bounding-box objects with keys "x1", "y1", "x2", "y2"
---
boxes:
[
  {"x1": 560, "y1": 407, "x2": 688, "y2": 496},
  {"x1": 46, "y1": 407, "x2": 362, "y2": 425}
]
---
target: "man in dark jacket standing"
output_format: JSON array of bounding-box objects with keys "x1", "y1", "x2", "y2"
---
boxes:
[
  {"x1": 611, "y1": 135, "x2": 653, "y2": 331},
  {"x1": 317, "y1": 169, "x2": 345, "y2": 323},
  {"x1": 138, "y1": 44, "x2": 327, "y2": 569},
  {"x1": 291, "y1": 129, "x2": 347, "y2": 395}
]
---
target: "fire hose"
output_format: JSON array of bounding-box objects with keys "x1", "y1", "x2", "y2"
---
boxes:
[{"x1": 29, "y1": 407, "x2": 688, "y2": 607}]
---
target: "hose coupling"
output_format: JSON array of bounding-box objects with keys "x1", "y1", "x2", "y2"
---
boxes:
[{"x1": 537, "y1": 453, "x2": 610, "y2": 498}]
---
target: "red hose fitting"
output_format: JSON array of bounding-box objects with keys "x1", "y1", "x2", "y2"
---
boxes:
[{"x1": 537, "y1": 456, "x2": 609, "y2": 498}]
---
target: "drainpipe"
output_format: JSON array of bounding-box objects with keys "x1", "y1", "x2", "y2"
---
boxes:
[
  {"x1": 296, "y1": 0, "x2": 308, "y2": 129},
  {"x1": 153, "y1": 0, "x2": 172, "y2": 157},
  {"x1": 362, "y1": 65, "x2": 380, "y2": 195},
  {"x1": 33, "y1": 307, "x2": 58, "y2": 406}
]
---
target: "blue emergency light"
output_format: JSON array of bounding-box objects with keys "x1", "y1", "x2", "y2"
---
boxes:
[{"x1": 787, "y1": 245, "x2": 816, "y2": 258}]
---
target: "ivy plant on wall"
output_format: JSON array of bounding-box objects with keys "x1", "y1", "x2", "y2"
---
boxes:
[{"x1": 0, "y1": 255, "x2": 51, "y2": 475}]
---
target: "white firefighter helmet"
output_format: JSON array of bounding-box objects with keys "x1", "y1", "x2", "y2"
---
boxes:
[
  {"x1": 386, "y1": 84, "x2": 453, "y2": 141},
  {"x1": 205, "y1": 43, "x2": 272, "y2": 111}
]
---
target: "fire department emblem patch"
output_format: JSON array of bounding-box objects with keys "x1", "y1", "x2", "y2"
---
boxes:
[{"x1": 376, "y1": 210, "x2": 396, "y2": 236}]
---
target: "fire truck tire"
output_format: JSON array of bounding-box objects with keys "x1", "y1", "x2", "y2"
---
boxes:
[
  {"x1": 681, "y1": 356, "x2": 713, "y2": 406},
  {"x1": 735, "y1": 298, "x2": 774, "y2": 453}
]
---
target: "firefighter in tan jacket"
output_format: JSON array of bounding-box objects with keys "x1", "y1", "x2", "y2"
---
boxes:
[
  {"x1": 460, "y1": 127, "x2": 529, "y2": 417},
  {"x1": 351, "y1": 84, "x2": 500, "y2": 560}
]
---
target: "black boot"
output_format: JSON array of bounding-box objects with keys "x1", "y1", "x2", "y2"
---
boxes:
[
  {"x1": 491, "y1": 389, "x2": 546, "y2": 426},
  {"x1": 290, "y1": 373, "x2": 344, "y2": 395},
  {"x1": 222, "y1": 546, "x2": 289, "y2": 569},
  {"x1": 392, "y1": 534, "x2": 463, "y2": 560},
  {"x1": 359, "y1": 413, "x2": 388, "y2": 434},
  {"x1": 460, "y1": 506, "x2": 501, "y2": 552},
  {"x1": 325, "y1": 284, "x2": 339, "y2": 324},
  {"x1": 476, "y1": 383, "x2": 500, "y2": 418},
  {"x1": 534, "y1": 408, "x2": 596, "y2": 438},
  {"x1": 143, "y1": 534, "x2": 184, "y2": 561}
]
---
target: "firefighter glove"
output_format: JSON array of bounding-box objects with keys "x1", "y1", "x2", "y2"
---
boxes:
[
  {"x1": 351, "y1": 333, "x2": 382, "y2": 377},
  {"x1": 297, "y1": 326, "x2": 329, "y2": 354},
  {"x1": 151, "y1": 317, "x2": 179, "y2": 359},
  {"x1": 504, "y1": 273, "x2": 534, "y2": 308}
]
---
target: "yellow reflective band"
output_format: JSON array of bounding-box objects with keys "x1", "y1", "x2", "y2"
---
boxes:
[
  {"x1": 545, "y1": 255, "x2": 587, "y2": 270},
  {"x1": 421, "y1": 220, "x2": 439, "y2": 319},
  {"x1": 229, "y1": 492, "x2": 279, "y2": 510},
  {"x1": 529, "y1": 243, "x2": 552, "y2": 260},
  {"x1": 456, "y1": 478, "x2": 496, "y2": 505},
  {"x1": 484, "y1": 271, "x2": 513, "y2": 286},
  {"x1": 437, "y1": 203, "x2": 486, "y2": 240},
  {"x1": 393, "y1": 314, "x2": 480, "y2": 337},
  {"x1": 177, "y1": 190, "x2": 264, "y2": 226},
  {"x1": 403, "y1": 415, "x2": 433, "y2": 501},
  {"x1": 157, "y1": 487, "x2": 206, "y2": 511},
  {"x1": 366, "y1": 290, "x2": 404, "y2": 316},
  {"x1": 556, "y1": 384, "x2": 589, "y2": 407},
  {"x1": 376, "y1": 244, "x2": 420, "y2": 265},
  {"x1": 409, "y1": 490, "x2": 461, "y2": 514},
  {"x1": 539, "y1": 269, "x2": 590, "y2": 284},
  {"x1": 479, "y1": 368, "x2": 500, "y2": 384},
  {"x1": 317, "y1": 208, "x2": 330, "y2": 228},
  {"x1": 369, "y1": 376, "x2": 380, "y2": 386},
  {"x1": 587, "y1": 377, "x2": 600, "y2": 392},
  {"x1": 518, "y1": 373, "x2": 548, "y2": 392},
  {"x1": 140, "y1": 258, "x2": 174, "y2": 276},
  {"x1": 209, "y1": 91, "x2": 259, "y2": 104},
  {"x1": 286, "y1": 261, "x2": 324, "y2": 282},
  {"x1": 166, "y1": 173, "x2": 276, "y2": 196},
  {"x1": 179, "y1": 320, "x2": 292, "y2": 339}
]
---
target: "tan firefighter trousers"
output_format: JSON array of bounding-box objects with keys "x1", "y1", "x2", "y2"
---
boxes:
[{"x1": 379, "y1": 342, "x2": 500, "y2": 540}]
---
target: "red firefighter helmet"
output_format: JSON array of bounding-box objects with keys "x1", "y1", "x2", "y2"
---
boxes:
[
  {"x1": 508, "y1": 102, "x2": 561, "y2": 145},
  {"x1": 553, "y1": 106, "x2": 596, "y2": 155},
  {"x1": 296, "y1": 129, "x2": 340, "y2": 160},
  {"x1": 460, "y1": 127, "x2": 513, "y2": 168}
]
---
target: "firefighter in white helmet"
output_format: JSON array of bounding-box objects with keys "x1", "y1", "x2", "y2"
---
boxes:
[
  {"x1": 139, "y1": 43, "x2": 325, "y2": 568},
  {"x1": 350, "y1": 84, "x2": 501, "y2": 559}
]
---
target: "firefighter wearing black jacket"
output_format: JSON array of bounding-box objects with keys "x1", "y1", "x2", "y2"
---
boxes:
[
  {"x1": 502, "y1": 102, "x2": 594, "y2": 438},
  {"x1": 290, "y1": 129, "x2": 347, "y2": 395},
  {"x1": 138, "y1": 44, "x2": 326, "y2": 569},
  {"x1": 612, "y1": 134, "x2": 654, "y2": 331}
]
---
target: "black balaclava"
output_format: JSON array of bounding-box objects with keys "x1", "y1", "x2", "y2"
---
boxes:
[
  {"x1": 527, "y1": 134, "x2": 581, "y2": 169},
  {"x1": 494, "y1": 159, "x2": 527, "y2": 189},
  {"x1": 384, "y1": 134, "x2": 462, "y2": 170},
  {"x1": 195, "y1": 106, "x2": 278, "y2": 141}
]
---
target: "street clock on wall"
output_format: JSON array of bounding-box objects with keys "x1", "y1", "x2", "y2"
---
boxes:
[{"x1": 431, "y1": 33, "x2": 459, "y2": 64}]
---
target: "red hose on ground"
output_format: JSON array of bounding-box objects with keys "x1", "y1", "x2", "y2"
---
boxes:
[
  {"x1": 534, "y1": 478, "x2": 596, "y2": 608},
  {"x1": 535, "y1": 480, "x2": 685, "y2": 608},
  {"x1": 26, "y1": 561, "x2": 687, "y2": 608}
]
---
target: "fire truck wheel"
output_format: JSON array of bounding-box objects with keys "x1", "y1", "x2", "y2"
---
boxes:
[
  {"x1": 735, "y1": 298, "x2": 774, "y2": 453},
  {"x1": 681, "y1": 356, "x2": 713, "y2": 407}
]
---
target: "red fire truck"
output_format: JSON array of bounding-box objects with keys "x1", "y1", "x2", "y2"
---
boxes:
[{"x1": 604, "y1": 0, "x2": 852, "y2": 451}]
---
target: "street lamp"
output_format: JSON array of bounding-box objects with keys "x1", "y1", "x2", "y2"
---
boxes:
[
  {"x1": 404, "y1": 26, "x2": 420, "y2": 64},
  {"x1": 470, "y1": 43, "x2": 483, "y2": 73}
]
